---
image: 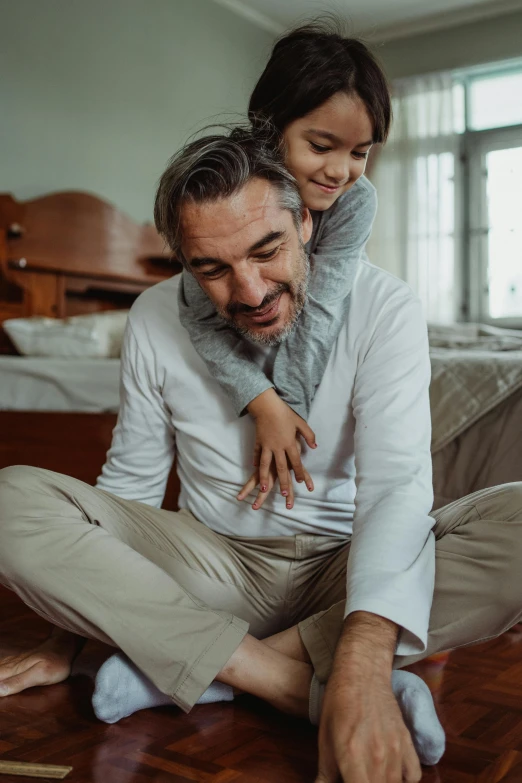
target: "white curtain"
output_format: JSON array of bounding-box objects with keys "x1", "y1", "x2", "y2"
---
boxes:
[{"x1": 368, "y1": 73, "x2": 464, "y2": 324}]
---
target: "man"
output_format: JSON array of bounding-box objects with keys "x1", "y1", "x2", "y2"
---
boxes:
[{"x1": 1, "y1": 131, "x2": 521, "y2": 783}]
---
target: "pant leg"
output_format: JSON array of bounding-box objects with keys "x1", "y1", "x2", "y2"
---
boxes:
[
  {"x1": 0, "y1": 465, "x2": 262, "y2": 711},
  {"x1": 298, "y1": 483, "x2": 522, "y2": 681}
]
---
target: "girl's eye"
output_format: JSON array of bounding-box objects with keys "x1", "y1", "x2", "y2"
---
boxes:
[
  {"x1": 353, "y1": 151, "x2": 369, "y2": 160},
  {"x1": 309, "y1": 142, "x2": 331, "y2": 154}
]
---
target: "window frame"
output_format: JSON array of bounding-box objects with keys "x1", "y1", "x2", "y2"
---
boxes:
[
  {"x1": 464, "y1": 123, "x2": 522, "y2": 327},
  {"x1": 454, "y1": 62, "x2": 522, "y2": 327}
]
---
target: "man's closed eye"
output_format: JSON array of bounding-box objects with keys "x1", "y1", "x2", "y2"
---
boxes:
[
  {"x1": 201, "y1": 266, "x2": 227, "y2": 279},
  {"x1": 255, "y1": 247, "x2": 280, "y2": 262}
]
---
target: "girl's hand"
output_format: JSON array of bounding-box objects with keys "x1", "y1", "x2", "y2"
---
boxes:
[
  {"x1": 237, "y1": 462, "x2": 278, "y2": 511},
  {"x1": 238, "y1": 389, "x2": 316, "y2": 510}
]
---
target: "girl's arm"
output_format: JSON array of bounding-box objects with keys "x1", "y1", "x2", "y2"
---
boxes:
[
  {"x1": 178, "y1": 270, "x2": 274, "y2": 414},
  {"x1": 272, "y1": 176, "x2": 378, "y2": 420},
  {"x1": 243, "y1": 177, "x2": 377, "y2": 508}
]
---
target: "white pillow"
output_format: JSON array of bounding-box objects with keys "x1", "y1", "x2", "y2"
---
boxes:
[{"x1": 3, "y1": 310, "x2": 129, "y2": 358}]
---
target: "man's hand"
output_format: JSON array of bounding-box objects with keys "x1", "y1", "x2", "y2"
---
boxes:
[
  {"x1": 315, "y1": 612, "x2": 422, "y2": 783},
  {"x1": 239, "y1": 388, "x2": 316, "y2": 510},
  {"x1": 0, "y1": 629, "x2": 82, "y2": 697}
]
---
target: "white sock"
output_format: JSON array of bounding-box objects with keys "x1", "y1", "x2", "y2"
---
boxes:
[
  {"x1": 392, "y1": 670, "x2": 446, "y2": 766},
  {"x1": 82, "y1": 650, "x2": 445, "y2": 764},
  {"x1": 309, "y1": 669, "x2": 445, "y2": 766},
  {"x1": 87, "y1": 653, "x2": 233, "y2": 724}
]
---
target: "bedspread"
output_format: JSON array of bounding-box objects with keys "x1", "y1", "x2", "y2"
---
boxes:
[{"x1": 429, "y1": 323, "x2": 522, "y2": 453}]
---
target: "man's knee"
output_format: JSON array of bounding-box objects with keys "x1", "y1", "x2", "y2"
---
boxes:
[
  {"x1": 473, "y1": 481, "x2": 522, "y2": 521},
  {"x1": 0, "y1": 465, "x2": 55, "y2": 582},
  {"x1": 489, "y1": 483, "x2": 522, "y2": 617},
  {"x1": 499, "y1": 481, "x2": 522, "y2": 515},
  {"x1": 0, "y1": 464, "x2": 52, "y2": 490},
  {"x1": 0, "y1": 464, "x2": 39, "y2": 517},
  {"x1": 0, "y1": 465, "x2": 51, "y2": 518}
]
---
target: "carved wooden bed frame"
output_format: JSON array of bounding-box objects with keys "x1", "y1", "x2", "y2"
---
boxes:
[{"x1": 0, "y1": 191, "x2": 181, "y2": 509}]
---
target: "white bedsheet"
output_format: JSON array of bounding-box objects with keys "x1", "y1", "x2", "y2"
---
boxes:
[{"x1": 0, "y1": 357, "x2": 121, "y2": 412}]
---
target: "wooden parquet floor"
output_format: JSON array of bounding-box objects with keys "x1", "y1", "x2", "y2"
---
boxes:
[{"x1": 2, "y1": 586, "x2": 522, "y2": 783}]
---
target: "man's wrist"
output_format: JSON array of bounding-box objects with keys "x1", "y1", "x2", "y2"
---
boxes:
[{"x1": 331, "y1": 611, "x2": 399, "y2": 681}]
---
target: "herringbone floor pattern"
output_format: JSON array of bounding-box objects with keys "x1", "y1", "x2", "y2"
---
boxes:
[{"x1": 2, "y1": 586, "x2": 522, "y2": 782}]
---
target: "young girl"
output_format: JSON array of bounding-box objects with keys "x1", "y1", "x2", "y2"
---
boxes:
[{"x1": 179, "y1": 23, "x2": 391, "y2": 510}]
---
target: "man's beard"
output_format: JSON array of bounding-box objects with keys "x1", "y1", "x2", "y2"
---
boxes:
[{"x1": 217, "y1": 244, "x2": 309, "y2": 346}]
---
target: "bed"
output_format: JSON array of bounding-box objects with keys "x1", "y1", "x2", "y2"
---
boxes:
[
  {"x1": 0, "y1": 356, "x2": 121, "y2": 412},
  {"x1": 430, "y1": 324, "x2": 522, "y2": 509},
  {"x1": 0, "y1": 190, "x2": 181, "y2": 510}
]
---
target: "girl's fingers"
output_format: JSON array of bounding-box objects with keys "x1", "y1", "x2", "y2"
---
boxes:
[
  {"x1": 258, "y1": 448, "x2": 273, "y2": 494},
  {"x1": 302, "y1": 468, "x2": 314, "y2": 492},
  {"x1": 237, "y1": 465, "x2": 278, "y2": 509},
  {"x1": 287, "y1": 446, "x2": 314, "y2": 494},
  {"x1": 252, "y1": 443, "x2": 261, "y2": 468},
  {"x1": 252, "y1": 470, "x2": 276, "y2": 510},
  {"x1": 287, "y1": 444, "x2": 306, "y2": 484},
  {"x1": 285, "y1": 476, "x2": 295, "y2": 510},
  {"x1": 237, "y1": 473, "x2": 258, "y2": 500},
  {"x1": 275, "y1": 451, "x2": 291, "y2": 499},
  {"x1": 297, "y1": 420, "x2": 318, "y2": 450},
  {"x1": 252, "y1": 487, "x2": 270, "y2": 510}
]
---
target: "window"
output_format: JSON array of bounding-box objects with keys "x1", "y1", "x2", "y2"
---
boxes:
[
  {"x1": 486, "y1": 147, "x2": 522, "y2": 318},
  {"x1": 468, "y1": 70, "x2": 522, "y2": 131},
  {"x1": 469, "y1": 128, "x2": 522, "y2": 324},
  {"x1": 409, "y1": 153, "x2": 456, "y2": 324},
  {"x1": 460, "y1": 63, "x2": 522, "y2": 324},
  {"x1": 370, "y1": 61, "x2": 522, "y2": 325}
]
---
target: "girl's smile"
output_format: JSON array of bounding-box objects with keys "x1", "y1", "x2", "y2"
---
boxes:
[
  {"x1": 311, "y1": 181, "x2": 342, "y2": 195},
  {"x1": 282, "y1": 92, "x2": 374, "y2": 212}
]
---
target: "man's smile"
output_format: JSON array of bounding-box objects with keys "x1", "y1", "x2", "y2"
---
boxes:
[{"x1": 242, "y1": 294, "x2": 283, "y2": 325}]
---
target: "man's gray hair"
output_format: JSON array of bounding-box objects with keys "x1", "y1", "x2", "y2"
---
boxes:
[{"x1": 154, "y1": 127, "x2": 303, "y2": 260}]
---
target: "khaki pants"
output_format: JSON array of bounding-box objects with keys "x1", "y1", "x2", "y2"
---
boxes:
[{"x1": 1, "y1": 466, "x2": 521, "y2": 712}]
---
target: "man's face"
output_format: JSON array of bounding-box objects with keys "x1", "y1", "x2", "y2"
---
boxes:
[{"x1": 180, "y1": 178, "x2": 313, "y2": 345}]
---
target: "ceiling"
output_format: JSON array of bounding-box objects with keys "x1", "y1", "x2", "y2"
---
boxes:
[{"x1": 211, "y1": 0, "x2": 522, "y2": 40}]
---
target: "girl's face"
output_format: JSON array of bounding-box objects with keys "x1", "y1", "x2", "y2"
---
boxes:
[{"x1": 282, "y1": 92, "x2": 374, "y2": 212}]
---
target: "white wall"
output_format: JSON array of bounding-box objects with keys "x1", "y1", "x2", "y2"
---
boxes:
[
  {"x1": 0, "y1": 0, "x2": 274, "y2": 221},
  {"x1": 374, "y1": 9, "x2": 522, "y2": 79}
]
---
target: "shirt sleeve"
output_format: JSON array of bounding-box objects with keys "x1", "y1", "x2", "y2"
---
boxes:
[
  {"x1": 346, "y1": 290, "x2": 435, "y2": 656},
  {"x1": 272, "y1": 177, "x2": 378, "y2": 420},
  {"x1": 96, "y1": 317, "x2": 176, "y2": 507},
  {"x1": 178, "y1": 269, "x2": 273, "y2": 416}
]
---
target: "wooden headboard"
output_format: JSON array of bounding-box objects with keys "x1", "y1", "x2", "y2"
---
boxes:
[{"x1": 0, "y1": 191, "x2": 181, "y2": 349}]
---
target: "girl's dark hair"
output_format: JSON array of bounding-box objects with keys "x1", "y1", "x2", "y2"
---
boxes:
[{"x1": 249, "y1": 21, "x2": 392, "y2": 144}]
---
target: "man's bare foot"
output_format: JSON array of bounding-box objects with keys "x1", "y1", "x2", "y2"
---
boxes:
[{"x1": 0, "y1": 629, "x2": 83, "y2": 697}]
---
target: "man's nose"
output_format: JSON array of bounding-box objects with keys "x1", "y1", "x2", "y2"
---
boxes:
[{"x1": 232, "y1": 269, "x2": 267, "y2": 308}]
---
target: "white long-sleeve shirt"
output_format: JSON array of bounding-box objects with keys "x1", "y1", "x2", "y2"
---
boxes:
[{"x1": 97, "y1": 260, "x2": 435, "y2": 656}]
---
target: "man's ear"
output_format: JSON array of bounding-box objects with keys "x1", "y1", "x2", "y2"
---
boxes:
[{"x1": 301, "y1": 207, "x2": 313, "y2": 245}]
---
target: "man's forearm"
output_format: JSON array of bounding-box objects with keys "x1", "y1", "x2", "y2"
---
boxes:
[
  {"x1": 316, "y1": 612, "x2": 423, "y2": 782},
  {"x1": 331, "y1": 611, "x2": 399, "y2": 683}
]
